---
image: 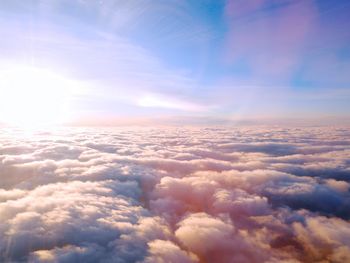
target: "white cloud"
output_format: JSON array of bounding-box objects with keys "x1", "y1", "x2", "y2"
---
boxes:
[{"x1": 0, "y1": 126, "x2": 350, "y2": 262}]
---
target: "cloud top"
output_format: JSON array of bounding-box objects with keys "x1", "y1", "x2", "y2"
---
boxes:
[{"x1": 0, "y1": 126, "x2": 350, "y2": 262}]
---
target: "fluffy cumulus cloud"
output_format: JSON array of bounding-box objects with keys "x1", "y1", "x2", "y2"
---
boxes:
[{"x1": 0, "y1": 126, "x2": 350, "y2": 262}]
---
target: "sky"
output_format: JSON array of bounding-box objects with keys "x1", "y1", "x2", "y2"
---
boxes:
[
  {"x1": 1, "y1": 2, "x2": 350, "y2": 261},
  {"x1": 0, "y1": 0, "x2": 350, "y2": 125}
]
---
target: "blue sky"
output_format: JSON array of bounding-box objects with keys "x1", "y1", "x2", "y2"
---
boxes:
[{"x1": 0, "y1": 0, "x2": 350, "y2": 124}]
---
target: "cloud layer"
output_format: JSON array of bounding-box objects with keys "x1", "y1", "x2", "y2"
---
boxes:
[{"x1": 0, "y1": 126, "x2": 350, "y2": 262}]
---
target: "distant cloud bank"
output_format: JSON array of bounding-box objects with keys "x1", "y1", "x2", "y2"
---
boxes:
[{"x1": 0, "y1": 126, "x2": 350, "y2": 262}]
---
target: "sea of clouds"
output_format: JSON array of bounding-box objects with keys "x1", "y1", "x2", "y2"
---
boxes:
[{"x1": 0, "y1": 126, "x2": 350, "y2": 262}]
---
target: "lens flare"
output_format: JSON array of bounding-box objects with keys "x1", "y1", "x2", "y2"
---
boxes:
[{"x1": 0, "y1": 66, "x2": 77, "y2": 128}]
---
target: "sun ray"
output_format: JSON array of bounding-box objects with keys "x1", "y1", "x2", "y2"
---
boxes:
[{"x1": 0, "y1": 66, "x2": 77, "y2": 128}]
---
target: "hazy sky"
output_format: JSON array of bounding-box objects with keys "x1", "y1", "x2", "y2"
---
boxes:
[{"x1": 1, "y1": 0, "x2": 350, "y2": 124}]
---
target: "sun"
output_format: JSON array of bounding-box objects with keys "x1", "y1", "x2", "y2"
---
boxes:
[{"x1": 0, "y1": 66, "x2": 75, "y2": 128}]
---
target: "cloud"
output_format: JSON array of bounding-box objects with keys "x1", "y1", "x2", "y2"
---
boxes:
[
  {"x1": 144, "y1": 240, "x2": 198, "y2": 263},
  {"x1": 1, "y1": 126, "x2": 350, "y2": 262},
  {"x1": 292, "y1": 214, "x2": 350, "y2": 262},
  {"x1": 0, "y1": 180, "x2": 170, "y2": 262}
]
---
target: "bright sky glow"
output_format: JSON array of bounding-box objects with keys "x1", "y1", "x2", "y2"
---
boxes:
[
  {"x1": 0, "y1": 0, "x2": 349, "y2": 125},
  {"x1": 138, "y1": 94, "x2": 206, "y2": 112},
  {"x1": 0, "y1": 66, "x2": 75, "y2": 127}
]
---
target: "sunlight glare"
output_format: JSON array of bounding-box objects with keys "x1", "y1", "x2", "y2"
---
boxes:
[{"x1": 0, "y1": 66, "x2": 76, "y2": 128}]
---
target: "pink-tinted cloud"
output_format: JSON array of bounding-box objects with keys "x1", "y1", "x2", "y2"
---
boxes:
[{"x1": 0, "y1": 126, "x2": 350, "y2": 262}]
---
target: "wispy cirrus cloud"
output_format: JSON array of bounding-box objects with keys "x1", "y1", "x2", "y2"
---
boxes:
[
  {"x1": 0, "y1": 0, "x2": 215, "y2": 119},
  {"x1": 1, "y1": 0, "x2": 350, "y2": 121}
]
